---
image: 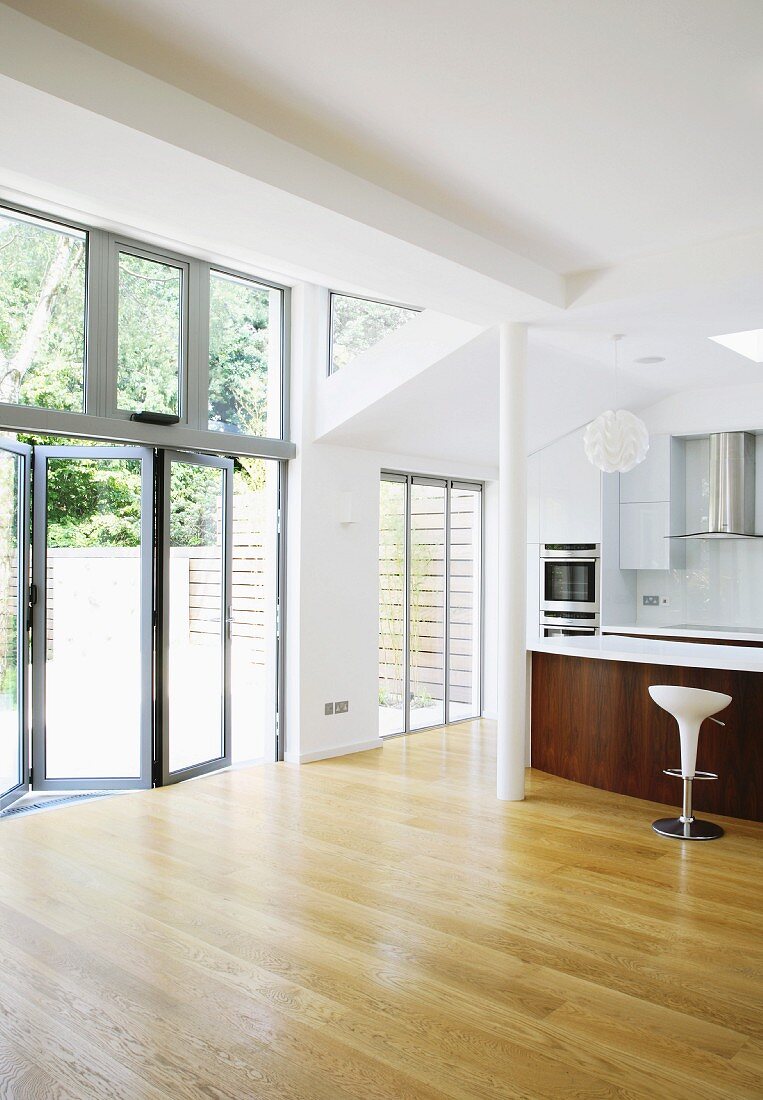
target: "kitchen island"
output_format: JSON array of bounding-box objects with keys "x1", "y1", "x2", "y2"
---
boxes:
[
  {"x1": 603, "y1": 623, "x2": 763, "y2": 645},
  {"x1": 529, "y1": 635, "x2": 763, "y2": 821}
]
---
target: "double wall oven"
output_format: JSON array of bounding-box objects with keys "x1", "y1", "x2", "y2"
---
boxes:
[{"x1": 540, "y1": 544, "x2": 600, "y2": 637}]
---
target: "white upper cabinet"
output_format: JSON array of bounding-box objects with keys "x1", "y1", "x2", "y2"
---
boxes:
[
  {"x1": 620, "y1": 434, "x2": 671, "y2": 503},
  {"x1": 539, "y1": 428, "x2": 602, "y2": 544},
  {"x1": 618, "y1": 435, "x2": 685, "y2": 570},
  {"x1": 620, "y1": 501, "x2": 671, "y2": 570}
]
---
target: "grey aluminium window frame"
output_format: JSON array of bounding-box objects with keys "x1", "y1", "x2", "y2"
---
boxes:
[
  {"x1": 0, "y1": 439, "x2": 31, "y2": 811},
  {"x1": 107, "y1": 239, "x2": 191, "y2": 422},
  {"x1": 379, "y1": 471, "x2": 484, "y2": 738},
  {"x1": 0, "y1": 198, "x2": 294, "y2": 462},
  {"x1": 1, "y1": 198, "x2": 290, "y2": 781}
]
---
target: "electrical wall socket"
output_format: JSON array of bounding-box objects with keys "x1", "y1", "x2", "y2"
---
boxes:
[
  {"x1": 642, "y1": 595, "x2": 659, "y2": 606},
  {"x1": 335, "y1": 700, "x2": 349, "y2": 714},
  {"x1": 324, "y1": 702, "x2": 334, "y2": 716}
]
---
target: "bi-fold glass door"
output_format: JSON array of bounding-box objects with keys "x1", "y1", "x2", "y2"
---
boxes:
[
  {"x1": 4, "y1": 443, "x2": 243, "y2": 795},
  {"x1": 0, "y1": 440, "x2": 30, "y2": 810},
  {"x1": 31, "y1": 446, "x2": 155, "y2": 790},
  {"x1": 156, "y1": 451, "x2": 233, "y2": 785},
  {"x1": 379, "y1": 474, "x2": 482, "y2": 737}
]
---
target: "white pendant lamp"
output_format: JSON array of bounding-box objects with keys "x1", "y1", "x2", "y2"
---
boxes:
[{"x1": 584, "y1": 335, "x2": 649, "y2": 473}]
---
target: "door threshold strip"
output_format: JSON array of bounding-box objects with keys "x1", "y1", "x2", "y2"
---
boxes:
[{"x1": 0, "y1": 792, "x2": 119, "y2": 820}]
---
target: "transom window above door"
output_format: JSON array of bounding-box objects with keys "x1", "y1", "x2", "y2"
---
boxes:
[{"x1": 116, "y1": 248, "x2": 185, "y2": 418}]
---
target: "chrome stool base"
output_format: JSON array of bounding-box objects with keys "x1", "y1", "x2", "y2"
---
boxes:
[
  {"x1": 652, "y1": 817, "x2": 724, "y2": 841},
  {"x1": 653, "y1": 772, "x2": 724, "y2": 841}
]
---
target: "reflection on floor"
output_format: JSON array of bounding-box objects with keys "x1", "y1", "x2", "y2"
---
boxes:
[
  {"x1": 378, "y1": 701, "x2": 477, "y2": 735},
  {"x1": 0, "y1": 719, "x2": 761, "y2": 1098}
]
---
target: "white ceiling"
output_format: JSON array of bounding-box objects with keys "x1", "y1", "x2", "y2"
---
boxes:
[
  {"x1": 6, "y1": 0, "x2": 763, "y2": 273},
  {"x1": 3, "y1": 0, "x2": 763, "y2": 464},
  {"x1": 323, "y1": 274, "x2": 763, "y2": 463}
]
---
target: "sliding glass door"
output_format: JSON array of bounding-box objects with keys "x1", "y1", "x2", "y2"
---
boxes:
[
  {"x1": 409, "y1": 479, "x2": 447, "y2": 731},
  {"x1": 378, "y1": 477, "x2": 407, "y2": 736},
  {"x1": 0, "y1": 441, "x2": 30, "y2": 810},
  {"x1": 379, "y1": 474, "x2": 482, "y2": 736},
  {"x1": 448, "y1": 483, "x2": 482, "y2": 722}
]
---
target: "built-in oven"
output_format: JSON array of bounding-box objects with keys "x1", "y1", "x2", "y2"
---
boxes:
[
  {"x1": 540, "y1": 544, "x2": 600, "y2": 634},
  {"x1": 541, "y1": 544, "x2": 600, "y2": 612},
  {"x1": 542, "y1": 625, "x2": 598, "y2": 638},
  {"x1": 539, "y1": 609, "x2": 600, "y2": 636}
]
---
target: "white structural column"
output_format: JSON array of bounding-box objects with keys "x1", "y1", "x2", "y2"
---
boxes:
[{"x1": 497, "y1": 322, "x2": 528, "y2": 801}]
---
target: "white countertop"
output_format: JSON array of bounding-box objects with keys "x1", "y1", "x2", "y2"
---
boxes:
[
  {"x1": 603, "y1": 623, "x2": 763, "y2": 642},
  {"x1": 529, "y1": 633, "x2": 763, "y2": 672}
]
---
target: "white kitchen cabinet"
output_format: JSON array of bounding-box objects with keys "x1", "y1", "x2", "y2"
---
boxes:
[
  {"x1": 526, "y1": 543, "x2": 540, "y2": 639},
  {"x1": 618, "y1": 435, "x2": 685, "y2": 570},
  {"x1": 539, "y1": 429, "x2": 602, "y2": 544},
  {"x1": 527, "y1": 452, "x2": 541, "y2": 544},
  {"x1": 620, "y1": 501, "x2": 671, "y2": 570},
  {"x1": 620, "y1": 434, "x2": 672, "y2": 503}
]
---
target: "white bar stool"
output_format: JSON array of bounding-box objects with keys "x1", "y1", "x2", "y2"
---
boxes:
[{"x1": 648, "y1": 685, "x2": 731, "y2": 840}]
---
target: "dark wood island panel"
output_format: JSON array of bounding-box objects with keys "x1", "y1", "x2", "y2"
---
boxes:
[{"x1": 531, "y1": 652, "x2": 763, "y2": 821}]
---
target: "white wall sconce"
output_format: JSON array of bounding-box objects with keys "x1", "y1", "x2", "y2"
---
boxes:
[{"x1": 339, "y1": 491, "x2": 356, "y2": 525}]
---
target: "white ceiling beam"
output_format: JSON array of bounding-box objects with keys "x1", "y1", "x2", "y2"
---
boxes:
[{"x1": 0, "y1": 5, "x2": 565, "y2": 324}]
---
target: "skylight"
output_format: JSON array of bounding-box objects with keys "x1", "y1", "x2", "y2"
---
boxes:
[{"x1": 709, "y1": 328, "x2": 763, "y2": 363}]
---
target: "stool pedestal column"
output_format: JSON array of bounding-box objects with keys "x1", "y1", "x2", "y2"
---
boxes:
[
  {"x1": 649, "y1": 685, "x2": 731, "y2": 842},
  {"x1": 653, "y1": 773, "x2": 724, "y2": 840}
]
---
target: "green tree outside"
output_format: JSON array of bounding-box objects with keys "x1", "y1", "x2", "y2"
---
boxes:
[{"x1": 0, "y1": 211, "x2": 274, "y2": 548}]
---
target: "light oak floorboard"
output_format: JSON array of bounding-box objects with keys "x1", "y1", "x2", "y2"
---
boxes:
[{"x1": 0, "y1": 719, "x2": 761, "y2": 1098}]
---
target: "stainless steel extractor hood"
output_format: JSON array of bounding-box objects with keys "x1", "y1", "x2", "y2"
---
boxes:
[{"x1": 673, "y1": 431, "x2": 761, "y2": 540}]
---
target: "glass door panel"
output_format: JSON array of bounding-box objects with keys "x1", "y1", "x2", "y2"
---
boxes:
[
  {"x1": 160, "y1": 451, "x2": 232, "y2": 783},
  {"x1": 229, "y1": 459, "x2": 279, "y2": 765},
  {"x1": 448, "y1": 485, "x2": 482, "y2": 722},
  {"x1": 0, "y1": 441, "x2": 30, "y2": 810},
  {"x1": 409, "y1": 480, "x2": 446, "y2": 731},
  {"x1": 378, "y1": 477, "x2": 407, "y2": 736},
  {"x1": 32, "y1": 447, "x2": 153, "y2": 790},
  {"x1": 378, "y1": 474, "x2": 483, "y2": 739}
]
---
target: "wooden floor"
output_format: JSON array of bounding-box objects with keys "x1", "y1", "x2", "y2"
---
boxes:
[{"x1": 1, "y1": 721, "x2": 762, "y2": 1099}]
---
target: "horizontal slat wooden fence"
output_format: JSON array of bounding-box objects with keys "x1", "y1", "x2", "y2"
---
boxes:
[{"x1": 379, "y1": 483, "x2": 480, "y2": 711}]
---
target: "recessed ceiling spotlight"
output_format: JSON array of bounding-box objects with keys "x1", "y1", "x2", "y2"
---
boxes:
[
  {"x1": 710, "y1": 328, "x2": 763, "y2": 363},
  {"x1": 635, "y1": 356, "x2": 665, "y2": 364}
]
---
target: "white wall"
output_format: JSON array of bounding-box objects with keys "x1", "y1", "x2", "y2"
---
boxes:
[
  {"x1": 286, "y1": 283, "x2": 496, "y2": 764},
  {"x1": 314, "y1": 310, "x2": 482, "y2": 440},
  {"x1": 641, "y1": 380, "x2": 763, "y2": 437},
  {"x1": 286, "y1": 283, "x2": 378, "y2": 763}
]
